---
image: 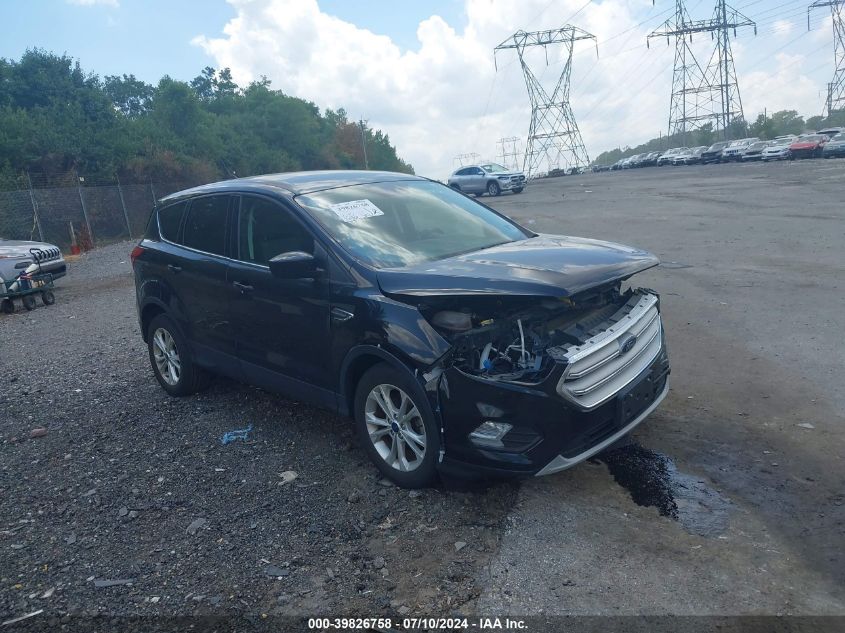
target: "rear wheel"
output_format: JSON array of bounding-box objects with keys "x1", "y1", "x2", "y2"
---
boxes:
[
  {"x1": 449, "y1": 183, "x2": 461, "y2": 191},
  {"x1": 147, "y1": 314, "x2": 211, "y2": 396},
  {"x1": 22, "y1": 295, "x2": 36, "y2": 311},
  {"x1": 1, "y1": 299, "x2": 13, "y2": 314},
  {"x1": 487, "y1": 181, "x2": 501, "y2": 196},
  {"x1": 354, "y1": 363, "x2": 439, "y2": 488},
  {"x1": 513, "y1": 188, "x2": 523, "y2": 194}
]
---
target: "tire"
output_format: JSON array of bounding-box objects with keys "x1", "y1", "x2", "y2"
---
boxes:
[
  {"x1": 353, "y1": 362, "x2": 440, "y2": 488},
  {"x1": 41, "y1": 290, "x2": 55, "y2": 306},
  {"x1": 487, "y1": 181, "x2": 501, "y2": 196},
  {"x1": 22, "y1": 295, "x2": 36, "y2": 311},
  {"x1": 449, "y1": 183, "x2": 461, "y2": 191},
  {"x1": 512, "y1": 188, "x2": 523, "y2": 194},
  {"x1": 146, "y1": 313, "x2": 211, "y2": 397},
  {"x1": 1, "y1": 299, "x2": 13, "y2": 314}
]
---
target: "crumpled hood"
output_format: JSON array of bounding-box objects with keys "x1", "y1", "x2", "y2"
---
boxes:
[{"x1": 377, "y1": 234, "x2": 659, "y2": 298}]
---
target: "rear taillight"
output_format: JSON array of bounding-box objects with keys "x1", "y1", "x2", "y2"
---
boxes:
[{"x1": 130, "y1": 245, "x2": 144, "y2": 266}]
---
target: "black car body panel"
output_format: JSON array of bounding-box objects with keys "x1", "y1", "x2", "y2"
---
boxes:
[
  {"x1": 700, "y1": 142, "x2": 729, "y2": 164},
  {"x1": 133, "y1": 171, "x2": 669, "y2": 479},
  {"x1": 376, "y1": 235, "x2": 659, "y2": 298}
]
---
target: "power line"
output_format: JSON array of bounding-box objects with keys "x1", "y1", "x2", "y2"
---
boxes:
[
  {"x1": 649, "y1": 0, "x2": 757, "y2": 142},
  {"x1": 496, "y1": 137, "x2": 522, "y2": 170},
  {"x1": 808, "y1": 0, "x2": 845, "y2": 114},
  {"x1": 494, "y1": 27, "x2": 599, "y2": 176}
]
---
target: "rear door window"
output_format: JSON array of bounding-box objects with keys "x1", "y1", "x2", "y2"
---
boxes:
[
  {"x1": 183, "y1": 196, "x2": 230, "y2": 256},
  {"x1": 158, "y1": 201, "x2": 187, "y2": 242}
]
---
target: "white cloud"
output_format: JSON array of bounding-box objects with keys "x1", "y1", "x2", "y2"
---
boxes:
[
  {"x1": 742, "y1": 53, "x2": 824, "y2": 119},
  {"x1": 66, "y1": 0, "x2": 119, "y2": 6},
  {"x1": 772, "y1": 20, "x2": 793, "y2": 37},
  {"x1": 193, "y1": 0, "x2": 824, "y2": 178}
]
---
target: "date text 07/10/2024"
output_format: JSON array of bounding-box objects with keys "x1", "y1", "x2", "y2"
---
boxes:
[{"x1": 307, "y1": 617, "x2": 528, "y2": 630}]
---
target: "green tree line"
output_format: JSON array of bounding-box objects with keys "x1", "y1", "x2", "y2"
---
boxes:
[
  {"x1": 0, "y1": 49, "x2": 413, "y2": 190},
  {"x1": 592, "y1": 109, "x2": 845, "y2": 166}
]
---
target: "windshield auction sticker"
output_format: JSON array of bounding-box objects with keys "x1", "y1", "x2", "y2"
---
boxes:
[{"x1": 329, "y1": 199, "x2": 384, "y2": 223}]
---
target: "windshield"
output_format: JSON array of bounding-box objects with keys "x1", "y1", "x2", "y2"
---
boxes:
[
  {"x1": 481, "y1": 163, "x2": 509, "y2": 173},
  {"x1": 295, "y1": 180, "x2": 529, "y2": 269}
]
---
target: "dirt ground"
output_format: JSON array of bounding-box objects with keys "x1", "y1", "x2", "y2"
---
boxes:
[
  {"x1": 481, "y1": 159, "x2": 845, "y2": 616},
  {"x1": 1, "y1": 158, "x2": 843, "y2": 629}
]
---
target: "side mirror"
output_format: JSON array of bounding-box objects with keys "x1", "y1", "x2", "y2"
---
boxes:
[{"x1": 268, "y1": 251, "x2": 318, "y2": 279}]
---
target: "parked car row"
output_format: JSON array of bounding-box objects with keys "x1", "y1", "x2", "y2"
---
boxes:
[{"x1": 600, "y1": 127, "x2": 844, "y2": 171}]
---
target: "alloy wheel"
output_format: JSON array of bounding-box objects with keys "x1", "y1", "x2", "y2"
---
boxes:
[
  {"x1": 152, "y1": 327, "x2": 181, "y2": 386},
  {"x1": 364, "y1": 384, "x2": 426, "y2": 472}
]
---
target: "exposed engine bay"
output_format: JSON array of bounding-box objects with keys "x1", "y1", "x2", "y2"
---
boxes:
[{"x1": 421, "y1": 284, "x2": 651, "y2": 383}]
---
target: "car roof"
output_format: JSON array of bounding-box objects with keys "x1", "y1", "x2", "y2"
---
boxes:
[{"x1": 160, "y1": 170, "x2": 426, "y2": 201}]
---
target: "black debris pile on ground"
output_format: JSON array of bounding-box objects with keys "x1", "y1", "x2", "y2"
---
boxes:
[
  {"x1": 0, "y1": 241, "x2": 518, "y2": 620},
  {"x1": 599, "y1": 442, "x2": 679, "y2": 519}
]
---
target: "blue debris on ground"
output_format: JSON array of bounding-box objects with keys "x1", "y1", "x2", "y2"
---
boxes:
[{"x1": 221, "y1": 425, "x2": 253, "y2": 445}]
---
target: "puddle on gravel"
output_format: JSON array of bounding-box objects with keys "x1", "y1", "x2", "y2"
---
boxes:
[{"x1": 597, "y1": 442, "x2": 733, "y2": 537}]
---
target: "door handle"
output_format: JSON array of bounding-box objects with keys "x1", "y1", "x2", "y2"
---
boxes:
[
  {"x1": 232, "y1": 281, "x2": 254, "y2": 294},
  {"x1": 167, "y1": 264, "x2": 182, "y2": 273}
]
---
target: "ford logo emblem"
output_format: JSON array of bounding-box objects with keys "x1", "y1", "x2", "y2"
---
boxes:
[{"x1": 620, "y1": 334, "x2": 637, "y2": 355}]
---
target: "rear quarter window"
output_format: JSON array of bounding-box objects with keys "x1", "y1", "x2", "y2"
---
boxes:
[
  {"x1": 158, "y1": 201, "x2": 187, "y2": 242},
  {"x1": 183, "y1": 196, "x2": 230, "y2": 256}
]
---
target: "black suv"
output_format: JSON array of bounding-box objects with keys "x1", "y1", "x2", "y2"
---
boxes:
[{"x1": 132, "y1": 171, "x2": 670, "y2": 487}]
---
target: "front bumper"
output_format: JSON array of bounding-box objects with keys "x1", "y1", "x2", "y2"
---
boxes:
[
  {"x1": 498, "y1": 177, "x2": 526, "y2": 191},
  {"x1": 435, "y1": 297, "x2": 670, "y2": 478}
]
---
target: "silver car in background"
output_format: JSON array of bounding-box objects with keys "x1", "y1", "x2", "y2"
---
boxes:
[
  {"x1": 448, "y1": 163, "x2": 526, "y2": 196},
  {"x1": 720, "y1": 138, "x2": 759, "y2": 161},
  {"x1": 761, "y1": 142, "x2": 792, "y2": 161},
  {"x1": 0, "y1": 239, "x2": 67, "y2": 283}
]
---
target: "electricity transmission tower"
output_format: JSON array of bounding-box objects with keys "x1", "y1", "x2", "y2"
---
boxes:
[
  {"x1": 649, "y1": 0, "x2": 756, "y2": 143},
  {"x1": 496, "y1": 137, "x2": 522, "y2": 171},
  {"x1": 453, "y1": 152, "x2": 480, "y2": 168},
  {"x1": 494, "y1": 27, "x2": 597, "y2": 177},
  {"x1": 809, "y1": 0, "x2": 845, "y2": 115}
]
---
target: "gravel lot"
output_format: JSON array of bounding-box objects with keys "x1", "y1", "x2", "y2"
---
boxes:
[
  {"x1": 2, "y1": 159, "x2": 844, "y2": 627},
  {"x1": 0, "y1": 243, "x2": 517, "y2": 623}
]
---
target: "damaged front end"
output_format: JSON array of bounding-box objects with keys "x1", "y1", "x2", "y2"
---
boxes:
[{"x1": 414, "y1": 283, "x2": 670, "y2": 477}]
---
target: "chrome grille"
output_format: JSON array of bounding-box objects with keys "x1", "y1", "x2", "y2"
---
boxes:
[
  {"x1": 32, "y1": 248, "x2": 59, "y2": 261},
  {"x1": 557, "y1": 293, "x2": 663, "y2": 411}
]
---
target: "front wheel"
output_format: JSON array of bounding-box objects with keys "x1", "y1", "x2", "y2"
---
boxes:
[
  {"x1": 147, "y1": 314, "x2": 210, "y2": 396},
  {"x1": 354, "y1": 363, "x2": 439, "y2": 488},
  {"x1": 487, "y1": 181, "x2": 501, "y2": 196},
  {"x1": 22, "y1": 295, "x2": 36, "y2": 311},
  {"x1": 41, "y1": 290, "x2": 55, "y2": 306}
]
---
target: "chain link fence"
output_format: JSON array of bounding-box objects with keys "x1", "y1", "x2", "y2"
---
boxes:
[{"x1": 0, "y1": 172, "x2": 201, "y2": 250}]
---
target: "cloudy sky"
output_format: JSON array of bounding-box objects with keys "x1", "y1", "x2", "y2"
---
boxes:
[{"x1": 1, "y1": 0, "x2": 836, "y2": 178}]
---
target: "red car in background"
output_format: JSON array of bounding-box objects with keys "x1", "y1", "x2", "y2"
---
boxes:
[{"x1": 789, "y1": 134, "x2": 829, "y2": 159}]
